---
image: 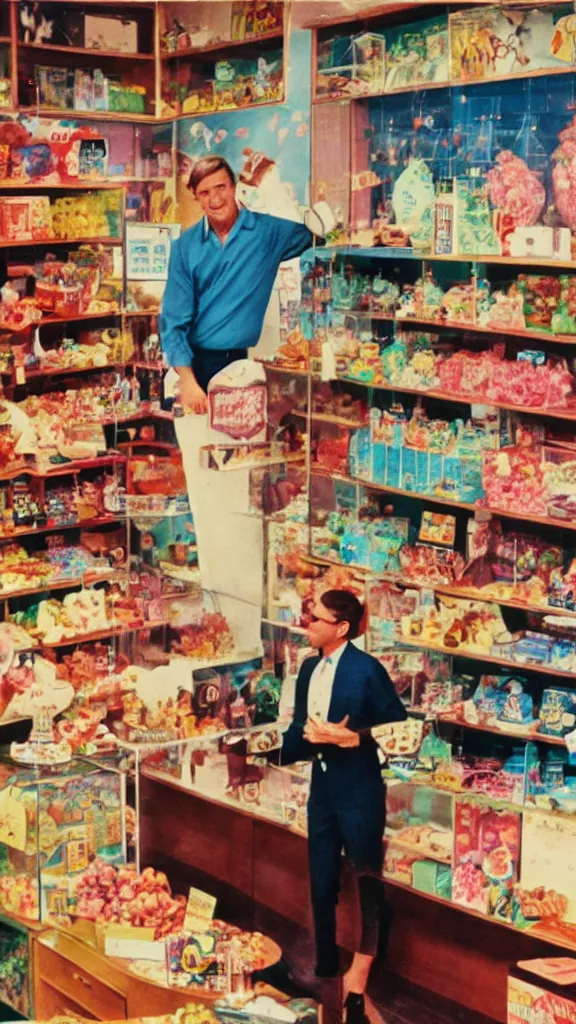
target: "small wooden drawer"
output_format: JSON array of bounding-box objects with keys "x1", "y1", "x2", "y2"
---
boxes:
[
  {"x1": 35, "y1": 981, "x2": 98, "y2": 1021},
  {"x1": 36, "y1": 943, "x2": 126, "y2": 1020}
]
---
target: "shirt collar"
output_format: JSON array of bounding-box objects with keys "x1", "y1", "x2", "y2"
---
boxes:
[
  {"x1": 322, "y1": 641, "x2": 348, "y2": 667},
  {"x1": 201, "y1": 205, "x2": 256, "y2": 243}
]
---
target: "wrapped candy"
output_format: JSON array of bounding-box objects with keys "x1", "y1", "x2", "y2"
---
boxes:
[
  {"x1": 487, "y1": 150, "x2": 546, "y2": 233},
  {"x1": 482, "y1": 447, "x2": 547, "y2": 515},
  {"x1": 552, "y1": 115, "x2": 576, "y2": 231}
]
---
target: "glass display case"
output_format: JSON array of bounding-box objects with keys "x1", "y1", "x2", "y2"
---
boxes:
[
  {"x1": 384, "y1": 778, "x2": 453, "y2": 899},
  {"x1": 0, "y1": 756, "x2": 125, "y2": 923}
]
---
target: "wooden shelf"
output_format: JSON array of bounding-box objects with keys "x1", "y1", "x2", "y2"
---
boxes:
[
  {"x1": 0, "y1": 569, "x2": 124, "y2": 603},
  {"x1": 428, "y1": 713, "x2": 569, "y2": 748},
  {"x1": 18, "y1": 41, "x2": 154, "y2": 60},
  {"x1": 305, "y1": 550, "x2": 576, "y2": 624},
  {"x1": 333, "y1": 308, "x2": 576, "y2": 347},
  {"x1": 383, "y1": 873, "x2": 576, "y2": 956},
  {"x1": 313, "y1": 62, "x2": 576, "y2": 105},
  {"x1": 334, "y1": 373, "x2": 576, "y2": 424},
  {"x1": 161, "y1": 29, "x2": 283, "y2": 60},
  {"x1": 0, "y1": 515, "x2": 125, "y2": 542},
  {"x1": 312, "y1": 466, "x2": 576, "y2": 533},
  {"x1": 0, "y1": 179, "x2": 165, "y2": 190},
  {"x1": 18, "y1": 106, "x2": 160, "y2": 124},
  {"x1": 385, "y1": 833, "x2": 452, "y2": 865},
  {"x1": 292, "y1": 410, "x2": 366, "y2": 429},
  {"x1": 29, "y1": 619, "x2": 166, "y2": 651},
  {"x1": 0, "y1": 236, "x2": 122, "y2": 250},
  {"x1": 0, "y1": 454, "x2": 126, "y2": 485},
  {"x1": 318, "y1": 245, "x2": 576, "y2": 270},
  {"x1": 397, "y1": 635, "x2": 576, "y2": 681}
]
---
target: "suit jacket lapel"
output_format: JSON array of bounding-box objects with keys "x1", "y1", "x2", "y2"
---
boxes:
[
  {"x1": 327, "y1": 642, "x2": 353, "y2": 723},
  {"x1": 296, "y1": 654, "x2": 321, "y2": 723}
]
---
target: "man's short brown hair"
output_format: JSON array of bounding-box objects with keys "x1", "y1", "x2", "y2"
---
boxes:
[{"x1": 188, "y1": 157, "x2": 236, "y2": 193}]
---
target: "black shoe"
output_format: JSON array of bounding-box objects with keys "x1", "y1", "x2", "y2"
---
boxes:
[
  {"x1": 345, "y1": 993, "x2": 367, "y2": 1024},
  {"x1": 252, "y1": 959, "x2": 319, "y2": 1000}
]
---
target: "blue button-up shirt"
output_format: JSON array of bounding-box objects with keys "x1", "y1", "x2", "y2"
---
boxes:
[{"x1": 159, "y1": 207, "x2": 313, "y2": 367}]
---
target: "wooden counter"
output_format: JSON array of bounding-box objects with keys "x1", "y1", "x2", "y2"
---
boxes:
[
  {"x1": 33, "y1": 928, "x2": 283, "y2": 1021},
  {"x1": 139, "y1": 773, "x2": 567, "y2": 1024}
]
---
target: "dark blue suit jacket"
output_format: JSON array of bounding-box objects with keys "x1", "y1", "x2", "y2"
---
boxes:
[{"x1": 280, "y1": 642, "x2": 407, "y2": 796}]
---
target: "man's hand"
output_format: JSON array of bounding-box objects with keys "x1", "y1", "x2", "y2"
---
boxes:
[
  {"x1": 304, "y1": 714, "x2": 360, "y2": 749},
  {"x1": 176, "y1": 368, "x2": 208, "y2": 415}
]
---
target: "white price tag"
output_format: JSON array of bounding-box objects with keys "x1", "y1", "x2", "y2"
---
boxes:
[{"x1": 321, "y1": 340, "x2": 336, "y2": 382}]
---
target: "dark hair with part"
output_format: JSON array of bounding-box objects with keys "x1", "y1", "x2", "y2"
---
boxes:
[
  {"x1": 320, "y1": 589, "x2": 365, "y2": 640},
  {"x1": 188, "y1": 157, "x2": 236, "y2": 192}
]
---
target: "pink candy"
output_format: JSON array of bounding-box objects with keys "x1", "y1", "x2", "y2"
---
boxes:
[{"x1": 487, "y1": 151, "x2": 546, "y2": 228}]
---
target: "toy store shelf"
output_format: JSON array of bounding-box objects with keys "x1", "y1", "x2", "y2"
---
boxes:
[
  {"x1": 316, "y1": 246, "x2": 576, "y2": 271},
  {"x1": 0, "y1": 455, "x2": 126, "y2": 484},
  {"x1": 0, "y1": 236, "x2": 122, "y2": 250},
  {"x1": 0, "y1": 515, "x2": 126, "y2": 542},
  {"x1": 396, "y1": 636, "x2": 576, "y2": 682},
  {"x1": 292, "y1": 410, "x2": 366, "y2": 429},
  {"x1": 335, "y1": 375, "x2": 576, "y2": 424},
  {"x1": 32, "y1": 618, "x2": 166, "y2": 651},
  {"x1": 18, "y1": 42, "x2": 155, "y2": 60},
  {"x1": 18, "y1": 106, "x2": 161, "y2": 124},
  {"x1": 313, "y1": 63, "x2": 576, "y2": 106},
  {"x1": 333, "y1": 308, "x2": 576, "y2": 348},
  {"x1": 161, "y1": 28, "x2": 284, "y2": 60},
  {"x1": 427, "y1": 713, "x2": 569, "y2": 748},
  {"x1": 382, "y1": 873, "x2": 576, "y2": 955},
  {"x1": 0, "y1": 179, "x2": 162, "y2": 191},
  {"x1": 312, "y1": 467, "x2": 576, "y2": 535},
  {"x1": 12, "y1": 361, "x2": 127, "y2": 381},
  {"x1": 384, "y1": 833, "x2": 452, "y2": 865},
  {"x1": 0, "y1": 570, "x2": 123, "y2": 602},
  {"x1": 306, "y1": 550, "x2": 576, "y2": 625},
  {"x1": 115, "y1": 719, "x2": 279, "y2": 754}
]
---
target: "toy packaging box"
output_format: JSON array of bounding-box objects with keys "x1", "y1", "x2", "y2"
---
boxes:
[{"x1": 508, "y1": 961, "x2": 576, "y2": 1023}]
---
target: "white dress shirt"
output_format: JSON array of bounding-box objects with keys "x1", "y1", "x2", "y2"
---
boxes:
[{"x1": 307, "y1": 641, "x2": 348, "y2": 721}]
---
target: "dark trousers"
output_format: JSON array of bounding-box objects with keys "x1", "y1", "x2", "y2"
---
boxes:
[
  {"x1": 308, "y1": 766, "x2": 392, "y2": 978},
  {"x1": 192, "y1": 347, "x2": 248, "y2": 393}
]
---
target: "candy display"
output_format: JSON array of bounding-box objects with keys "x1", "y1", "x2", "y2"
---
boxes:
[
  {"x1": 453, "y1": 801, "x2": 521, "y2": 919},
  {"x1": 166, "y1": 923, "x2": 269, "y2": 990},
  {"x1": 74, "y1": 860, "x2": 185, "y2": 936},
  {"x1": 0, "y1": 759, "x2": 123, "y2": 922}
]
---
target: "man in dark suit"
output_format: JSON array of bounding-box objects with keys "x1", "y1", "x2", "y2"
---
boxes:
[{"x1": 280, "y1": 589, "x2": 407, "y2": 1021}]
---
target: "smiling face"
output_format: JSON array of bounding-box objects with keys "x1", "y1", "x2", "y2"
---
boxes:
[
  {"x1": 194, "y1": 167, "x2": 238, "y2": 234},
  {"x1": 306, "y1": 598, "x2": 350, "y2": 653}
]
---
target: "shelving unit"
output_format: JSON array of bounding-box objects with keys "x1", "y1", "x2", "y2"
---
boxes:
[{"x1": 240, "y1": 1, "x2": 576, "y2": 989}]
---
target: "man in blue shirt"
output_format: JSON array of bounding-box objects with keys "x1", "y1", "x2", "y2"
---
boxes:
[{"x1": 160, "y1": 155, "x2": 314, "y2": 412}]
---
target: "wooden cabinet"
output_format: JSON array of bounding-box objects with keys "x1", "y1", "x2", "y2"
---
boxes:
[{"x1": 34, "y1": 934, "x2": 128, "y2": 1022}]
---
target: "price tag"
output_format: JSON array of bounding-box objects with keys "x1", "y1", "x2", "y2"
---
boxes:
[
  {"x1": 564, "y1": 728, "x2": 576, "y2": 754},
  {"x1": 321, "y1": 340, "x2": 336, "y2": 382},
  {"x1": 184, "y1": 886, "x2": 217, "y2": 933}
]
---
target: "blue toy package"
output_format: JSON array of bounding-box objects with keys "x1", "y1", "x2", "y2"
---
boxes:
[
  {"x1": 539, "y1": 686, "x2": 576, "y2": 736},
  {"x1": 401, "y1": 447, "x2": 417, "y2": 491},
  {"x1": 386, "y1": 446, "x2": 401, "y2": 488},
  {"x1": 348, "y1": 427, "x2": 371, "y2": 479}
]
